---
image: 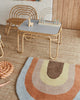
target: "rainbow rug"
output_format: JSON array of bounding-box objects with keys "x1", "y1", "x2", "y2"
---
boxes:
[{"x1": 16, "y1": 57, "x2": 80, "y2": 100}]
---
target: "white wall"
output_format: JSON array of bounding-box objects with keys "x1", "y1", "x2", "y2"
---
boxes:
[{"x1": 0, "y1": 0, "x2": 53, "y2": 25}]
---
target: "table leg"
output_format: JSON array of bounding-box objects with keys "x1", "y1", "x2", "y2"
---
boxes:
[
  {"x1": 59, "y1": 27, "x2": 62, "y2": 44},
  {"x1": 22, "y1": 34, "x2": 24, "y2": 53},
  {"x1": 60, "y1": 32, "x2": 62, "y2": 44},
  {"x1": 17, "y1": 32, "x2": 24, "y2": 53},
  {"x1": 49, "y1": 35, "x2": 59, "y2": 60},
  {"x1": 49, "y1": 37, "x2": 51, "y2": 58}
]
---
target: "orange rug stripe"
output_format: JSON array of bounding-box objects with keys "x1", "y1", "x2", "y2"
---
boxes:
[{"x1": 25, "y1": 62, "x2": 80, "y2": 100}]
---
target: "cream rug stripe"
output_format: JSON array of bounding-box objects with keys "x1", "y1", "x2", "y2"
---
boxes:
[{"x1": 40, "y1": 60, "x2": 70, "y2": 86}]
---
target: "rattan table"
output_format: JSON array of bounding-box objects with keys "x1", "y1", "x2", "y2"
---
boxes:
[{"x1": 17, "y1": 20, "x2": 62, "y2": 59}]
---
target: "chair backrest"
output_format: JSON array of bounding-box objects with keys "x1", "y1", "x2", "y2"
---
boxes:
[{"x1": 9, "y1": 5, "x2": 38, "y2": 20}]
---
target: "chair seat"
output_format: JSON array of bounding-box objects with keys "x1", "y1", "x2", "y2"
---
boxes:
[{"x1": 7, "y1": 18, "x2": 26, "y2": 25}]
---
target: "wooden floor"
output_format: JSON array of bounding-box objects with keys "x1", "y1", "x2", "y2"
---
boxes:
[{"x1": 0, "y1": 25, "x2": 80, "y2": 100}]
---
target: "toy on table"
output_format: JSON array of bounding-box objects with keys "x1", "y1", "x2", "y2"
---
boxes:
[{"x1": 28, "y1": 18, "x2": 34, "y2": 27}]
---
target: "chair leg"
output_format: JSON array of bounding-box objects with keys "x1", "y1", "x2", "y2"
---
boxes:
[
  {"x1": 22, "y1": 34, "x2": 24, "y2": 53},
  {"x1": 5, "y1": 23, "x2": 11, "y2": 35},
  {"x1": 17, "y1": 32, "x2": 20, "y2": 52},
  {"x1": 7, "y1": 25, "x2": 11, "y2": 35},
  {"x1": 5, "y1": 25, "x2": 8, "y2": 35}
]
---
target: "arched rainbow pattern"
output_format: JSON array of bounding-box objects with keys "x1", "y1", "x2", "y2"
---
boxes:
[{"x1": 16, "y1": 57, "x2": 80, "y2": 100}]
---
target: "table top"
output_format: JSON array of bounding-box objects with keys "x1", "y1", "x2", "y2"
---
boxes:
[{"x1": 18, "y1": 20, "x2": 61, "y2": 35}]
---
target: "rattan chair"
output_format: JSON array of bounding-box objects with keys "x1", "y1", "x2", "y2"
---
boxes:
[{"x1": 5, "y1": 5, "x2": 38, "y2": 35}]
